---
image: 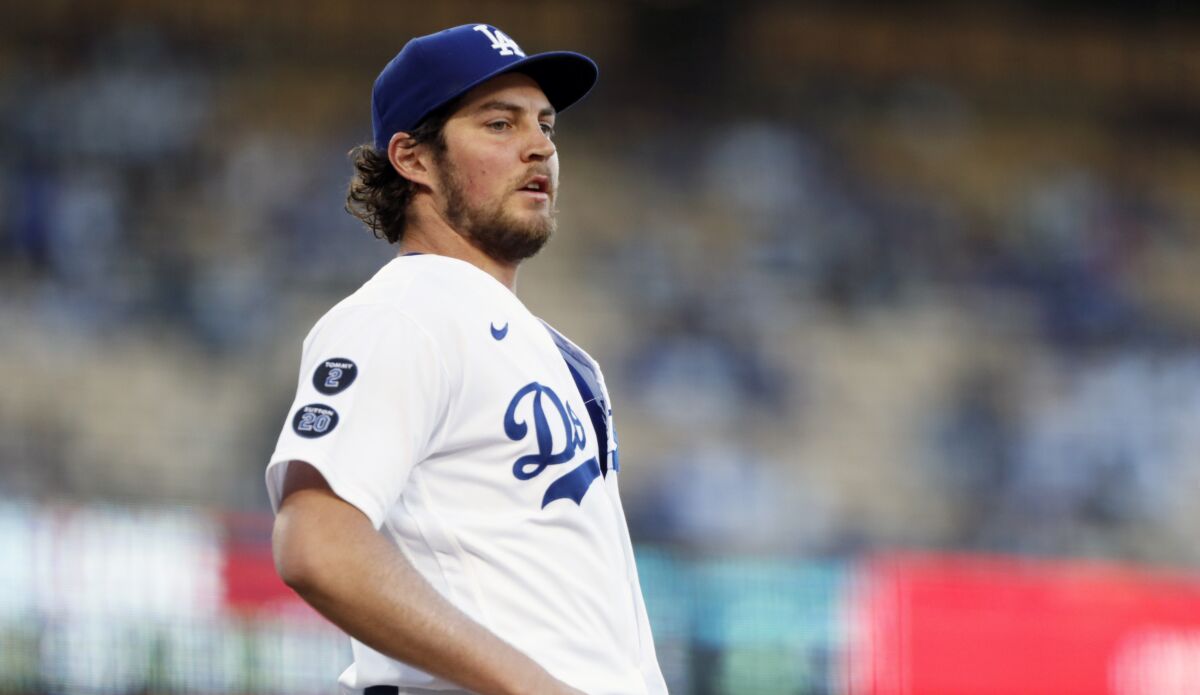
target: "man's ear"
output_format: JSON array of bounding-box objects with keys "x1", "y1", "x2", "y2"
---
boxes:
[{"x1": 388, "y1": 132, "x2": 435, "y2": 189}]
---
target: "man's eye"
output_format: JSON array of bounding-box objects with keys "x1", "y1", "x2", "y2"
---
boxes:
[
  {"x1": 487, "y1": 121, "x2": 510, "y2": 132},
  {"x1": 540, "y1": 123, "x2": 556, "y2": 138}
]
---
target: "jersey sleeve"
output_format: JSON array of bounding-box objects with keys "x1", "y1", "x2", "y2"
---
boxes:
[{"x1": 265, "y1": 303, "x2": 451, "y2": 529}]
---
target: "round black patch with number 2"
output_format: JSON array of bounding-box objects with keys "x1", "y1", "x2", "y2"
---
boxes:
[
  {"x1": 292, "y1": 404, "x2": 339, "y2": 438},
  {"x1": 313, "y1": 358, "x2": 358, "y2": 395}
]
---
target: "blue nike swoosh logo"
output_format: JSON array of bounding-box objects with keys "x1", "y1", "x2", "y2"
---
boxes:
[{"x1": 491, "y1": 322, "x2": 509, "y2": 340}]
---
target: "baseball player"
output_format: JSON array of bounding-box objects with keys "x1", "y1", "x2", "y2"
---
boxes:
[{"x1": 267, "y1": 24, "x2": 669, "y2": 695}]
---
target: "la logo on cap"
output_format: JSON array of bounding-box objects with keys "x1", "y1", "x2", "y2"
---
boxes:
[{"x1": 473, "y1": 25, "x2": 525, "y2": 57}]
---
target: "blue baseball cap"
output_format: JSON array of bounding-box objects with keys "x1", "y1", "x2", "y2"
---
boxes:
[{"x1": 371, "y1": 24, "x2": 599, "y2": 151}]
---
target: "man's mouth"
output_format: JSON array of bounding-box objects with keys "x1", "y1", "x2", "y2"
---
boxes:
[{"x1": 518, "y1": 175, "x2": 551, "y2": 199}]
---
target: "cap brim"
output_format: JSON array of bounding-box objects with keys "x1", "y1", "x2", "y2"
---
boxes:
[{"x1": 504, "y1": 51, "x2": 599, "y2": 115}]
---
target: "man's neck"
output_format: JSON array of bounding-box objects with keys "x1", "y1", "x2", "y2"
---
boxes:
[{"x1": 398, "y1": 221, "x2": 520, "y2": 292}]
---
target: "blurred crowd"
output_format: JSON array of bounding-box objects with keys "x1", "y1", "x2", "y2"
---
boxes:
[{"x1": 4, "y1": 6, "x2": 1200, "y2": 570}]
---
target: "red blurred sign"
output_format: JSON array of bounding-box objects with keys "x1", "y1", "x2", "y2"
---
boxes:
[
  {"x1": 847, "y1": 553, "x2": 1200, "y2": 695},
  {"x1": 219, "y1": 511, "x2": 311, "y2": 614}
]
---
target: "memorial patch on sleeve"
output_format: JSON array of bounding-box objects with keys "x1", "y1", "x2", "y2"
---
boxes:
[
  {"x1": 292, "y1": 404, "x2": 339, "y2": 438},
  {"x1": 313, "y1": 358, "x2": 358, "y2": 395}
]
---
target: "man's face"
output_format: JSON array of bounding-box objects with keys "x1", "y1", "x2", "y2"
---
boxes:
[{"x1": 433, "y1": 73, "x2": 560, "y2": 264}]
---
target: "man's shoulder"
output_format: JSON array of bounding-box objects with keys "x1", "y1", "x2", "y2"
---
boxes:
[
  {"x1": 356, "y1": 254, "x2": 467, "y2": 300},
  {"x1": 361, "y1": 254, "x2": 512, "y2": 304},
  {"x1": 310, "y1": 255, "x2": 519, "y2": 341}
]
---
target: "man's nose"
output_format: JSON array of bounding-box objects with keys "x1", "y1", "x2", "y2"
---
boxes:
[{"x1": 524, "y1": 126, "x2": 555, "y2": 161}]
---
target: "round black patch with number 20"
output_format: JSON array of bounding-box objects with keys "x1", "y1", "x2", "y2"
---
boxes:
[
  {"x1": 292, "y1": 404, "x2": 339, "y2": 438},
  {"x1": 313, "y1": 357, "x2": 358, "y2": 395}
]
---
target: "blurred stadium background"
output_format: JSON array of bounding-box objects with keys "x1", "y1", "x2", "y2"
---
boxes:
[{"x1": 4, "y1": 1, "x2": 1200, "y2": 693}]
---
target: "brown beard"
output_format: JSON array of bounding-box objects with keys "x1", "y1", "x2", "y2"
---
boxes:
[{"x1": 436, "y1": 156, "x2": 556, "y2": 264}]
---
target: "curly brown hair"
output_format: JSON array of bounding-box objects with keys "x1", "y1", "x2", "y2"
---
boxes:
[{"x1": 345, "y1": 102, "x2": 457, "y2": 244}]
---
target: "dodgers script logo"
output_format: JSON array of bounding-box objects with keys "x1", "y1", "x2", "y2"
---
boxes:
[{"x1": 504, "y1": 382, "x2": 601, "y2": 508}]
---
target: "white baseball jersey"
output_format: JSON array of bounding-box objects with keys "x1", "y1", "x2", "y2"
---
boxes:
[{"x1": 266, "y1": 254, "x2": 668, "y2": 695}]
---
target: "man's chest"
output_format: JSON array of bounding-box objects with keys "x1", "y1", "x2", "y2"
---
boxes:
[{"x1": 421, "y1": 313, "x2": 613, "y2": 511}]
